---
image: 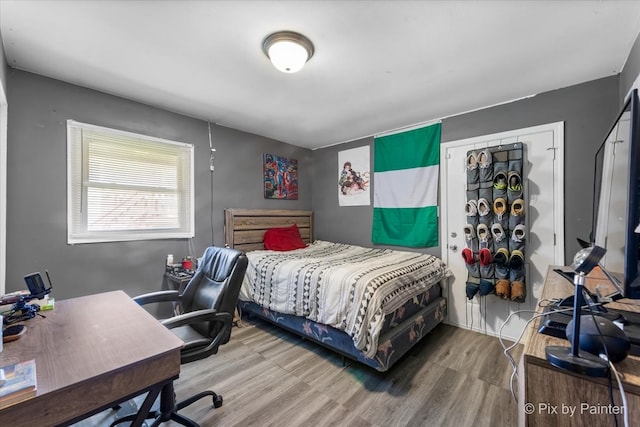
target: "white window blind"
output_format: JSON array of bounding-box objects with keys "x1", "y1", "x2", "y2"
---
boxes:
[{"x1": 67, "y1": 120, "x2": 194, "y2": 244}]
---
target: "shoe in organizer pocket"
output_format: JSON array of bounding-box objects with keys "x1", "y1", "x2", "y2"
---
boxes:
[
  {"x1": 491, "y1": 223, "x2": 507, "y2": 249},
  {"x1": 465, "y1": 204, "x2": 479, "y2": 227},
  {"x1": 509, "y1": 224, "x2": 526, "y2": 252},
  {"x1": 463, "y1": 248, "x2": 481, "y2": 278},
  {"x1": 477, "y1": 198, "x2": 492, "y2": 225},
  {"x1": 507, "y1": 171, "x2": 523, "y2": 203},
  {"x1": 494, "y1": 248, "x2": 509, "y2": 266},
  {"x1": 466, "y1": 151, "x2": 479, "y2": 184},
  {"x1": 479, "y1": 247, "x2": 493, "y2": 266},
  {"x1": 476, "y1": 223, "x2": 493, "y2": 252},
  {"x1": 494, "y1": 247, "x2": 510, "y2": 279},
  {"x1": 492, "y1": 170, "x2": 508, "y2": 200},
  {"x1": 479, "y1": 278, "x2": 495, "y2": 296},
  {"x1": 509, "y1": 199, "x2": 525, "y2": 229},
  {"x1": 493, "y1": 197, "x2": 507, "y2": 220},
  {"x1": 510, "y1": 281, "x2": 526, "y2": 303},
  {"x1": 478, "y1": 149, "x2": 493, "y2": 182},
  {"x1": 466, "y1": 276, "x2": 481, "y2": 300},
  {"x1": 464, "y1": 224, "x2": 478, "y2": 251},
  {"x1": 462, "y1": 247, "x2": 475, "y2": 264},
  {"x1": 495, "y1": 279, "x2": 511, "y2": 300},
  {"x1": 510, "y1": 198, "x2": 525, "y2": 216},
  {"x1": 509, "y1": 249, "x2": 525, "y2": 270}
]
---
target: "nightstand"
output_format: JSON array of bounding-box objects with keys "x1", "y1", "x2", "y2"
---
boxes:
[
  {"x1": 164, "y1": 270, "x2": 194, "y2": 315},
  {"x1": 163, "y1": 268, "x2": 243, "y2": 325}
]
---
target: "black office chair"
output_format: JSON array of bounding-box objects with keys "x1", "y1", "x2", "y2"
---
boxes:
[{"x1": 111, "y1": 246, "x2": 248, "y2": 427}]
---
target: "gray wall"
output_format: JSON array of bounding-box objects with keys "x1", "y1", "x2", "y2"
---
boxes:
[
  {"x1": 620, "y1": 29, "x2": 640, "y2": 102},
  {"x1": 312, "y1": 76, "x2": 620, "y2": 263},
  {"x1": 5, "y1": 70, "x2": 311, "y2": 299},
  {"x1": 6, "y1": 29, "x2": 640, "y2": 297}
]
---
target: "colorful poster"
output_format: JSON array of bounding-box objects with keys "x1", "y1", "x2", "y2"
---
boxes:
[
  {"x1": 338, "y1": 146, "x2": 370, "y2": 206},
  {"x1": 263, "y1": 153, "x2": 298, "y2": 200}
]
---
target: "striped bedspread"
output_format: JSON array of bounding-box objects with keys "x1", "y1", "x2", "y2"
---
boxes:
[{"x1": 239, "y1": 240, "x2": 450, "y2": 358}]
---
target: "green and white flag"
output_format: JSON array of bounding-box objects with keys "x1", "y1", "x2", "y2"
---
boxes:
[{"x1": 372, "y1": 123, "x2": 440, "y2": 247}]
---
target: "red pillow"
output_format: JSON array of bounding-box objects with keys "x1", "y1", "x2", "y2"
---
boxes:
[{"x1": 263, "y1": 224, "x2": 307, "y2": 251}]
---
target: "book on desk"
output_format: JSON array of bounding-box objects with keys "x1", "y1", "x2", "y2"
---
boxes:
[{"x1": 0, "y1": 359, "x2": 37, "y2": 409}]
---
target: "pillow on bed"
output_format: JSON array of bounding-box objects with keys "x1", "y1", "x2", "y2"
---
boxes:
[{"x1": 263, "y1": 224, "x2": 307, "y2": 251}]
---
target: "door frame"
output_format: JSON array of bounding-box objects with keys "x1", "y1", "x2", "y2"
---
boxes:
[
  {"x1": 439, "y1": 122, "x2": 565, "y2": 329},
  {"x1": 0, "y1": 82, "x2": 6, "y2": 295}
]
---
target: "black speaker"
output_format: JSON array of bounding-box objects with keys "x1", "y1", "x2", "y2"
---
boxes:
[{"x1": 567, "y1": 315, "x2": 631, "y2": 363}]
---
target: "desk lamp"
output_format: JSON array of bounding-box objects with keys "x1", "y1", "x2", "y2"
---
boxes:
[{"x1": 545, "y1": 245, "x2": 610, "y2": 377}]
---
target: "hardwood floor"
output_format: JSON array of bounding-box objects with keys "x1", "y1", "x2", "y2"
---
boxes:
[{"x1": 74, "y1": 320, "x2": 522, "y2": 427}]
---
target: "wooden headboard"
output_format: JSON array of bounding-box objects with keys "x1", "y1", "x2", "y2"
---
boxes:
[{"x1": 224, "y1": 209, "x2": 314, "y2": 252}]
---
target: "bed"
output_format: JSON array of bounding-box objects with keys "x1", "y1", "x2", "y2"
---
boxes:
[{"x1": 225, "y1": 208, "x2": 449, "y2": 372}]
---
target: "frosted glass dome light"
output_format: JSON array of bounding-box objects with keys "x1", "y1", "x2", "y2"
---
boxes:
[{"x1": 263, "y1": 31, "x2": 314, "y2": 73}]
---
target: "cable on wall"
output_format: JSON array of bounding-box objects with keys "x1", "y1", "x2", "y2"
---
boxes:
[{"x1": 208, "y1": 122, "x2": 216, "y2": 245}]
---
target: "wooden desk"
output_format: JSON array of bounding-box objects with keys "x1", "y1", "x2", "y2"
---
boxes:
[
  {"x1": 0, "y1": 290, "x2": 183, "y2": 427},
  {"x1": 519, "y1": 266, "x2": 640, "y2": 426}
]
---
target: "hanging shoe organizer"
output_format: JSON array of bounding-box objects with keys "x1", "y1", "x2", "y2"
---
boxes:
[{"x1": 463, "y1": 143, "x2": 527, "y2": 303}]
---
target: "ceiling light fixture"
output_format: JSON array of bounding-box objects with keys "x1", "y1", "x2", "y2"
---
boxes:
[{"x1": 262, "y1": 31, "x2": 314, "y2": 74}]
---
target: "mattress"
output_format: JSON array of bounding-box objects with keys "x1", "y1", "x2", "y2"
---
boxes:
[{"x1": 239, "y1": 240, "x2": 450, "y2": 358}]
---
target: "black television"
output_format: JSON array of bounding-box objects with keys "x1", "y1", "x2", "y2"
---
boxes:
[{"x1": 592, "y1": 88, "x2": 640, "y2": 299}]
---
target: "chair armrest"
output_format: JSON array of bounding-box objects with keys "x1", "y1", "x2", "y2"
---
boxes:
[
  {"x1": 162, "y1": 310, "x2": 233, "y2": 357},
  {"x1": 133, "y1": 290, "x2": 181, "y2": 306},
  {"x1": 161, "y1": 309, "x2": 231, "y2": 330}
]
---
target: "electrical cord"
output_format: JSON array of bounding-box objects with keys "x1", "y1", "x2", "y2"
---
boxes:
[
  {"x1": 499, "y1": 308, "x2": 555, "y2": 402},
  {"x1": 3, "y1": 301, "x2": 45, "y2": 325},
  {"x1": 498, "y1": 302, "x2": 606, "y2": 402},
  {"x1": 607, "y1": 367, "x2": 618, "y2": 427},
  {"x1": 608, "y1": 359, "x2": 629, "y2": 427},
  {"x1": 537, "y1": 298, "x2": 563, "y2": 307},
  {"x1": 583, "y1": 302, "x2": 618, "y2": 427},
  {"x1": 581, "y1": 296, "x2": 631, "y2": 427}
]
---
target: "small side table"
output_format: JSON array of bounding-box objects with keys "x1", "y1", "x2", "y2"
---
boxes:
[
  {"x1": 163, "y1": 269, "x2": 243, "y2": 326},
  {"x1": 164, "y1": 270, "x2": 194, "y2": 315}
]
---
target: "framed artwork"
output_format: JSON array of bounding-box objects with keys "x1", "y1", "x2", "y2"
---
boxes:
[
  {"x1": 338, "y1": 146, "x2": 370, "y2": 206},
  {"x1": 263, "y1": 153, "x2": 298, "y2": 200}
]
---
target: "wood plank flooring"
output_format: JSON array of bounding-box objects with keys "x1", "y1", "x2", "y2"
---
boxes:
[{"x1": 73, "y1": 320, "x2": 522, "y2": 427}]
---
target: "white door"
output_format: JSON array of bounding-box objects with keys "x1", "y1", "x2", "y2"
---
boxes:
[
  {"x1": 0, "y1": 83, "x2": 6, "y2": 295},
  {"x1": 440, "y1": 122, "x2": 565, "y2": 340}
]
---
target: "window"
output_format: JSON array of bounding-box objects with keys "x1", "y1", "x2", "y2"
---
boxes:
[{"x1": 67, "y1": 120, "x2": 194, "y2": 244}]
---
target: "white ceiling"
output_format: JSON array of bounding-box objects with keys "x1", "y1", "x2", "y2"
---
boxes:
[{"x1": 1, "y1": 1, "x2": 640, "y2": 150}]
